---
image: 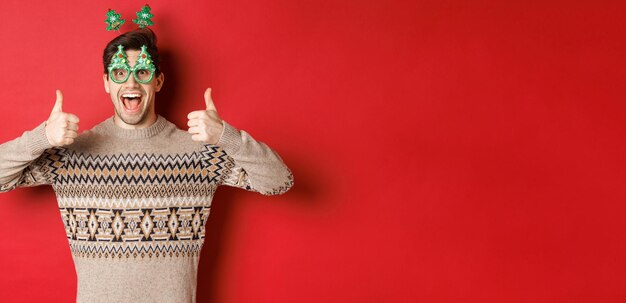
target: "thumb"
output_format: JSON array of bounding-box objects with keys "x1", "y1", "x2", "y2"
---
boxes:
[
  {"x1": 52, "y1": 89, "x2": 63, "y2": 113},
  {"x1": 204, "y1": 88, "x2": 217, "y2": 112}
]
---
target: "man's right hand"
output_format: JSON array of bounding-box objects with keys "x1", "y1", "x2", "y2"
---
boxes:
[{"x1": 45, "y1": 90, "x2": 80, "y2": 146}]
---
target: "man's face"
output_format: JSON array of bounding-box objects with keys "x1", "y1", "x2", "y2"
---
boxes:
[{"x1": 103, "y1": 49, "x2": 164, "y2": 129}]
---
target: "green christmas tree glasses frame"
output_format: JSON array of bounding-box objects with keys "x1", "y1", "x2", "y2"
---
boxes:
[{"x1": 108, "y1": 45, "x2": 156, "y2": 84}]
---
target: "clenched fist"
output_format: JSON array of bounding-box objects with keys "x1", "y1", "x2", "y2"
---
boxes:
[
  {"x1": 45, "y1": 90, "x2": 80, "y2": 146},
  {"x1": 187, "y1": 88, "x2": 224, "y2": 144}
]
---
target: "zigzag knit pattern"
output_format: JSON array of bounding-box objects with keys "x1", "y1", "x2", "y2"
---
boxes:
[
  {"x1": 52, "y1": 145, "x2": 233, "y2": 259},
  {"x1": 0, "y1": 116, "x2": 294, "y2": 302},
  {"x1": 56, "y1": 145, "x2": 232, "y2": 185}
]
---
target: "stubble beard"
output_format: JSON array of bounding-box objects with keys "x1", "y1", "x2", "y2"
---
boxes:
[{"x1": 114, "y1": 100, "x2": 149, "y2": 126}]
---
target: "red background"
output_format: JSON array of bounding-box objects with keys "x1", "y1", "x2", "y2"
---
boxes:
[{"x1": 1, "y1": 0, "x2": 625, "y2": 302}]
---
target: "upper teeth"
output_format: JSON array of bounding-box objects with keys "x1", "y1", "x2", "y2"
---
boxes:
[{"x1": 122, "y1": 93, "x2": 141, "y2": 98}]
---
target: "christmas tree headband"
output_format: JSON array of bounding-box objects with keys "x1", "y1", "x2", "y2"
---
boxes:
[
  {"x1": 105, "y1": 5, "x2": 157, "y2": 84},
  {"x1": 105, "y1": 5, "x2": 154, "y2": 31}
]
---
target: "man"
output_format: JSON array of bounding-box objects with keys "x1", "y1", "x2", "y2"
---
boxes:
[{"x1": 0, "y1": 28, "x2": 293, "y2": 302}]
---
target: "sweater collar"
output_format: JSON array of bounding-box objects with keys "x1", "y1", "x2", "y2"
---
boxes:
[{"x1": 102, "y1": 115, "x2": 168, "y2": 139}]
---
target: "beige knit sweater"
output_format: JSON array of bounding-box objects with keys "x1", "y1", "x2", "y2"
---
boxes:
[{"x1": 0, "y1": 115, "x2": 293, "y2": 303}]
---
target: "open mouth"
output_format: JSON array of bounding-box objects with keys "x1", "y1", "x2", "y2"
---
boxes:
[{"x1": 120, "y1": 92, "x2": 143, "y2": 112}]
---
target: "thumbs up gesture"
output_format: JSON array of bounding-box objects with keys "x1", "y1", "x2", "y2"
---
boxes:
[
  {"x1": 187, "y1": 88, "x2": 224, "y2": 144},
  {"x1": 45, "y1": 90, "x2": 80, "y2": 146}
]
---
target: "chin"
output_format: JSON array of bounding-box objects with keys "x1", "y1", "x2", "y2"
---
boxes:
[
  {"x1": 115, "y1": 106, "x2": 148, "y2": 126},
  {"x1": 124, "y1": 112, "x2": 148, "y2": 125}
]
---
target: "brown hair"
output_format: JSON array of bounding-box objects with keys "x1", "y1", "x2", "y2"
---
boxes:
[{"x1": 102, "y1": 28, "x2": 161, "y2": 76}]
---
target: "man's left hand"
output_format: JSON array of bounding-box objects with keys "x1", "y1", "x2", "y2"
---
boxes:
[{"x1": 187, "y1": 88, "x2": 224, "y2": 144}]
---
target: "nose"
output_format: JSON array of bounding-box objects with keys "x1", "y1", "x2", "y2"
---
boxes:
[{"x1": 124, "y1": 71, "x2": 139, "y2": 87}]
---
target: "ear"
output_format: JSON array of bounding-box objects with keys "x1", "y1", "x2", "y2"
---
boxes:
[
  {"x1": 103, "y1": 74, "x2": 110, "y2": 93},
  {"x1": 155, "y1": 73, "x2": 165, "y2": 92}
]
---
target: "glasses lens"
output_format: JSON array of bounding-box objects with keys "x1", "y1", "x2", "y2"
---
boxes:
[
  {"x1": 111, "y1": 68, "x2": 129, "y2": 82},
  {"x1": 134, "y1": 69, "x2": 153, "y2": 83}
]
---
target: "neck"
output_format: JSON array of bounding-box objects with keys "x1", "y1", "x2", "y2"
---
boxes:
[
  {"x1": 104, "y1": 115, "x2": 167, "y2": 139},
  {"x1": 113, "y1": 112, "x2": 157, "y2": 129}
]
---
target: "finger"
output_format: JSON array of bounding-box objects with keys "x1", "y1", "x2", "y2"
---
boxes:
[
  {"x1": 52, "y1": 89, "x2": 63, "y2": 113},
  {"x1": 191, "y1": 134, "x2": 205, "y2": 142},
  {"x1": 187, "y1": 110, "x2": 207, "y2": 120},
  {"x1": 62, "y1": 138, "x2": 75, "y2": 146},
  {"x1": 187, "y1": 126, "x2": 201, "y2": 134},
  {"x1": 66, "y1": 114, "x2": 80, "y2": 124},
  {"x1": 204, "y1": 88, "x2": 217, "y2": 112},
  {"x1": 187, "y1": 119, "x2": 200, "y2": 127},
  {"x1": 64, "y1": 130, "x2": 78, "y2": 138},
  {"x1": 66, "y1": 123, "x2": 79, "y2": 131}
]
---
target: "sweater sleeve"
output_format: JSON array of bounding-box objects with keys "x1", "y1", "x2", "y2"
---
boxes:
[
  {"x1": 0, "y1": 122, "x2": 63, "y2": 192},
  {"x1": 213, "y1": 120, "x2": 293, "y2": 195}
]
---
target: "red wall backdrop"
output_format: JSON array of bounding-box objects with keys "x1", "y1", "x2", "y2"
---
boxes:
[{"x1": 1, "y1": 0, "x2": 625, "y2": 302}]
